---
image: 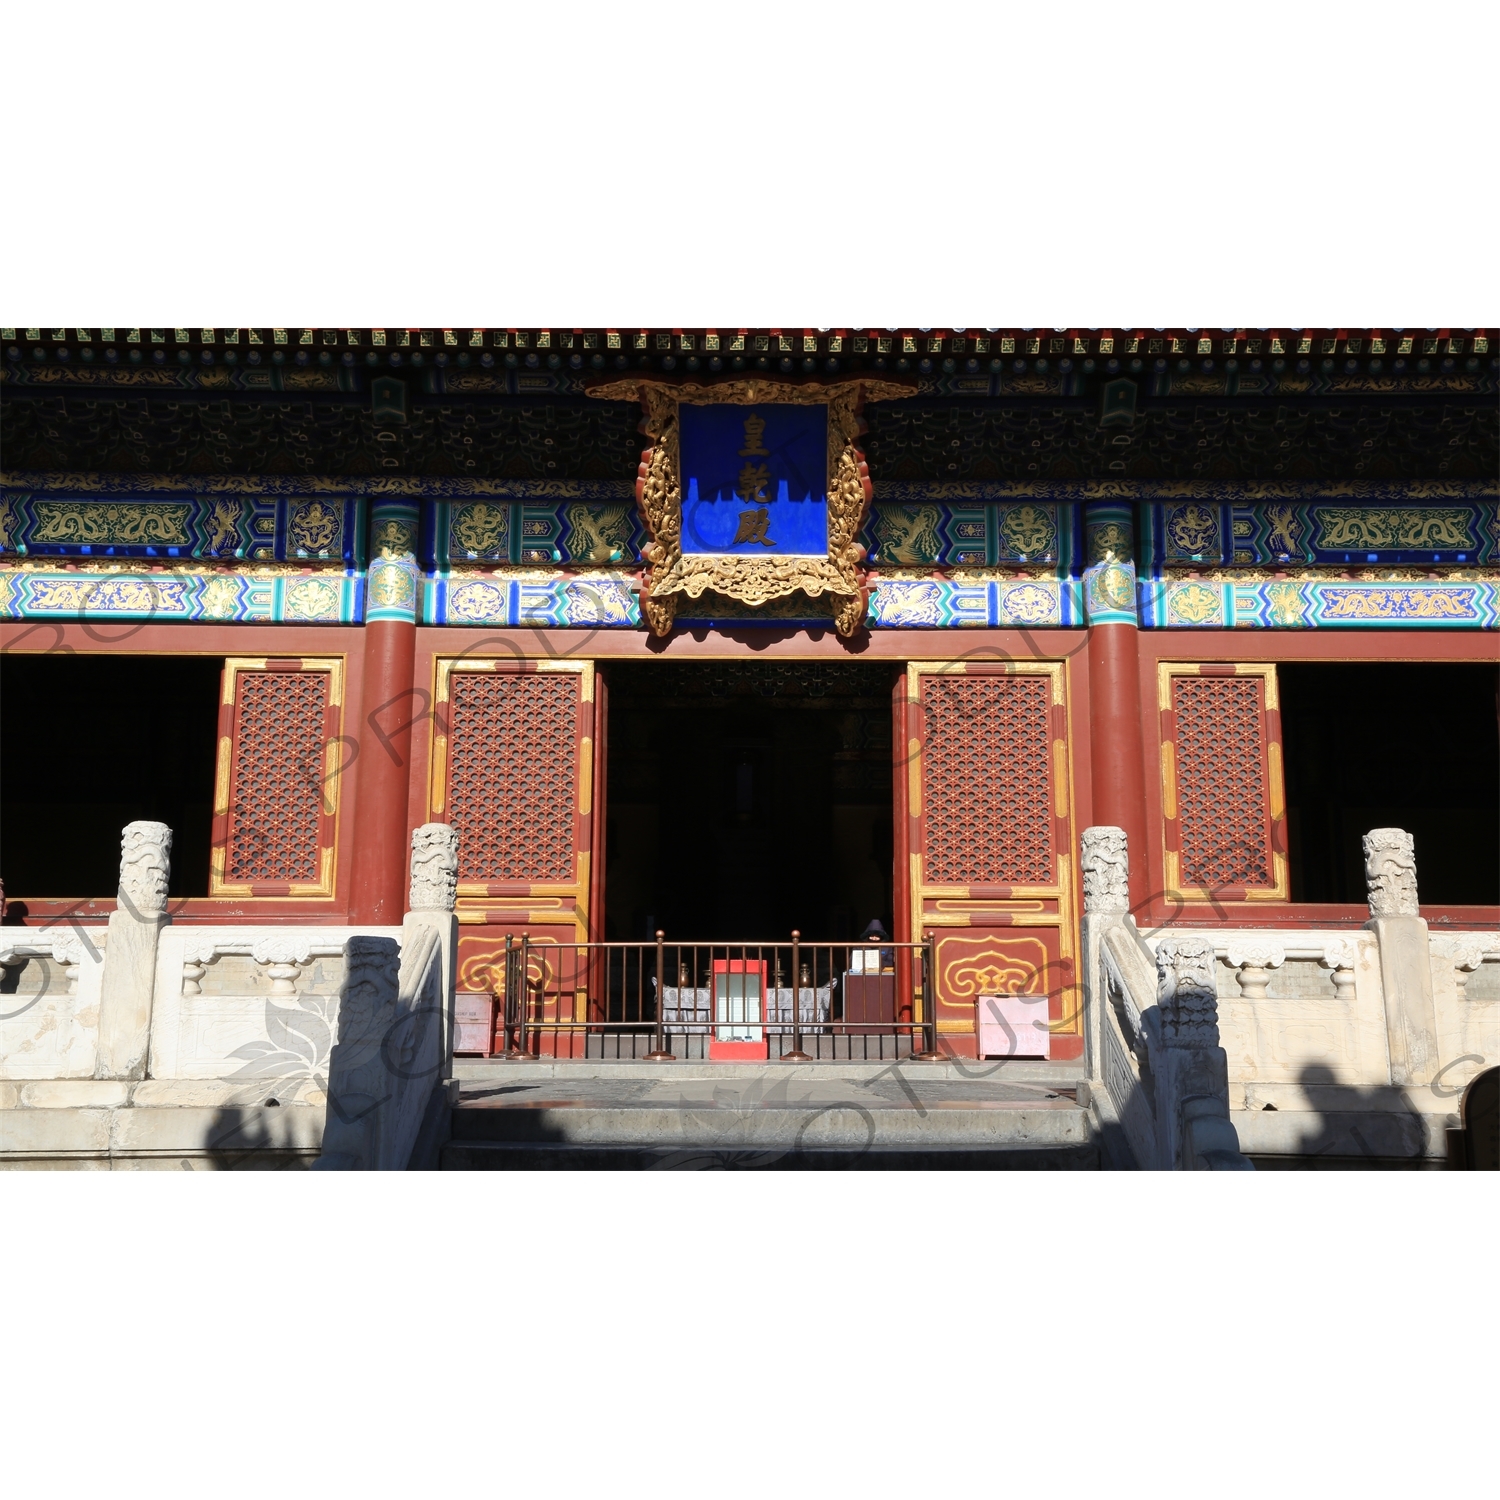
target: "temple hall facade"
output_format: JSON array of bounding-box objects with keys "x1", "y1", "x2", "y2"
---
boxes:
[{"x1": 1, "y1": 325, "x2": 1496, "y2": 1169}]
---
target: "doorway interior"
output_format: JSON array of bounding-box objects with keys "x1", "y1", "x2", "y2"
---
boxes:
[
  {"x1": 602, "y1": 660, "x2": 898, "y2": 942},
  {"x1": 1, "y1": 652, "x2": 223, "y2": 902},
  {"x1": 1279, "y1": 660, "x2": 1500, "y2": 905}
]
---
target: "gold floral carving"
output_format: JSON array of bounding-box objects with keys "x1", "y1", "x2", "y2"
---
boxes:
[
  {"x1": 587, "y1": 377, "x2": 912, "y2": 638},
  {"x1": 634, "y1": 386, "x2": 684, "y2": 635}
]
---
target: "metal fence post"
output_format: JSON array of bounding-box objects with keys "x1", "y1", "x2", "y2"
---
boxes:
[
  {"x1": 502, "y1": 933, "x2": 523, "y2": 1058},
  {"x1": 914, "y1": 932, "x2": 943, "y2": 1060},
  {"x1": 646, "y1": 929, "x2": 673, "y2": 1061},
  {"x1": 927, "y1": 933, "x2": 940, "y2": 1057},
  {"x1": 784, "y1": 930, "x2": 810, "y2": 1062},
  {"x1": 519, "y1": 934, "x2": 535, "y2": 1059}
]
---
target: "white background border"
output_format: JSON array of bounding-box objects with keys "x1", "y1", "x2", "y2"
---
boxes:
[{"x1": 5, "y1": 4, "x2": 1496, "y2": 1496}]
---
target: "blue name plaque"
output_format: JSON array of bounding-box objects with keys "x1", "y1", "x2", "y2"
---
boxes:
[{"x1": 678, "y1": 403, "x2": 829, "y2": 556}]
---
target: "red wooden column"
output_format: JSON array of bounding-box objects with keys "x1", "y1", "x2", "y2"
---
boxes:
[
  {"x1": 349, "y1": 501, "x2": 421, "y2": 924},
  {"x1": 1082, "y1": 502, "x2": 1150, "y2": 913},
  {"x1": 891, "y1": 666, "x2": 913, "y2": 1021}
]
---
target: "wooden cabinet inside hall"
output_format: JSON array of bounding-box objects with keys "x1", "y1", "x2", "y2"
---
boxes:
[{"x1": 842, "y1": 973, "x2": 896, "y2": 1035}]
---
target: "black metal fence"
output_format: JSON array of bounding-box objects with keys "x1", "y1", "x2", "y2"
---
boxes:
[{"x1": 487, "y1": 931, "x2": 940, "y2": 1061}]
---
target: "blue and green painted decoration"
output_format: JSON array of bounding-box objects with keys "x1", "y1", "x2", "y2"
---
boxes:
[
  {"x1": 0, "y1": 490, "x2": 362, "y2": 564},
  {"x1": 1141, "y1": 577, "x2": 1499, "y2": 630},
  {"x1": 2, "y1": 479, "x2": 1495, "y2": 630},
  {"x1": 1140, "y1": 493, "x2": 1497, "y2": 567},
  {"x1": 0, "y1": 568, "x2": 362, "y2": 624}
]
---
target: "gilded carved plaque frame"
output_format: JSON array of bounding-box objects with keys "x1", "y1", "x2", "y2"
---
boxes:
[{"x1": 587, "y1": 376, "x2": 911, "y2": 637}]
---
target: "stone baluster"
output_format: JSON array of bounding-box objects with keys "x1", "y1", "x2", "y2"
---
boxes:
[
  {"x1": 1445, "y1": 940, "x2": 1487, "y2": 1001},
  {"x1": 181, "y1": 939, "x2": 219, "y2": 997},
  {"x1": 1319, "y1": 938, "x2": 1359, "y2": 1003},
  {"x1": 95, "y1": 820, "x2": 172, "y2": 1081},
  {"x1": 51, "y1": 929, "x2": 86, "y2": 995},
  {"x1": 1225, "y1": 938, "x2": 1285, "y2": 1001},
  {"x1": 252, "y1": 936, "x2": 313, "y2": 996}
]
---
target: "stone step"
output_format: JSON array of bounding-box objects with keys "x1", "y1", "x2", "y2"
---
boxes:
[
  {"x1": 441, "y1": 1069, "x2": 1097, "y2": 1168},
  {"x1": 442, "y1": 1140, "x2": 1100, "y2": 1170},
  {"x1": 451, "y1": 1058, "x2": 1084, "y2": 1085}
]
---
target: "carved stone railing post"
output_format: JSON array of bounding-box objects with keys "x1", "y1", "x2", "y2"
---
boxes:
[
  {"x1": 1157, "y1": 938, "x2": 1220, "y2": 1045},
  {"x1": 1154, "y1": 936, "x2": 1252, "y2": 1170},
  {"x1": 1362, "y1": 827, "x2": 1438, "y2": 1086},
  {"x1": 95, "y1": 821, "x2": 172, "y2": 1081},
  {"x1": 409, "y1": 822, "x2": 459, "y2": 914},
  {"x1": 314, "y1": 936, "x2": 403, "y2": 1170},
  {"x1": 1081, "y1": 826, "x2": 1131, "y2": 919},
  {"x1": 1080, "y1": 826, "x2": 1130, "y2": 1085},
  {"x1": 314, "y1": 915, "x2": 447, "y2": 1171},
  {"x1": 1365, "y1": 827, "x2": 1419, "y2": 919},
  {"x1": 405, "y1": 822, "x2": 459, "y2": 1081}
]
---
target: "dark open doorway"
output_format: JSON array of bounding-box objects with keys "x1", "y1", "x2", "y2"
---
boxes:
[
  {"x1": 1279, "y1": 661, "x2": 1500, "y2": 905},
  {"x1": 1, "y1": 652, "x2": 223, "y2": 901},
  {"x1": 603, "y1": 660, "x2": 898, "y2": 941}
]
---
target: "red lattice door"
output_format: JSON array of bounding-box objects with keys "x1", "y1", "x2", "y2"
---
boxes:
[
  {"x1": 1157, "y1": 662, "x2": 1288, "y2": 902},
  {"x1": 903, "y1": 661, "x2": 1081, "y2": 1061},
  {"x1": 430, "y1": 659, "x2": 600, "y2": 1056},
  {"x1": 210, "y1": 657, "x2": 345, "y2": 898}
]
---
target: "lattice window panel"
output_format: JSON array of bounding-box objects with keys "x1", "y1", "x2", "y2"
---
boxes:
[
  {"x1": 922, "y1": 674, "x2": 1053, "y2": 886},
  {"x1": 1172, "y1": 676, "x2": 1271, "y2": 888},
  {"x1": 448, "y1": 672, "x2": 578, "y2": 884},
  {"x1": 225, "y1": 671, "x2": 329, "y2": 884}
]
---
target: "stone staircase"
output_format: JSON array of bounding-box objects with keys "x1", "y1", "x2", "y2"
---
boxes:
[{"x1": 435, "y1": 1058, "x2": 1100, "y2": 1169}]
